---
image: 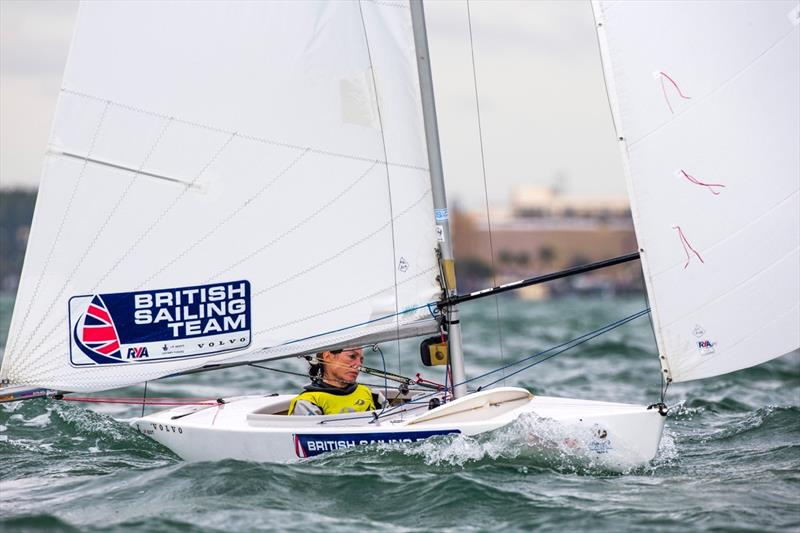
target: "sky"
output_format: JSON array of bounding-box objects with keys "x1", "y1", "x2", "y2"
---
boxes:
[{"x1": 0, "y1": 0, "x2": 627, "y2": 208}]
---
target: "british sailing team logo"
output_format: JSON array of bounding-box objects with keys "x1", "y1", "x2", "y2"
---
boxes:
[
  {"x1": 73, "y1": 295, "x2": 124, "y2": 364},
  {"x1": 68, "y1": 281, "x2": 252, "y2": 367}
]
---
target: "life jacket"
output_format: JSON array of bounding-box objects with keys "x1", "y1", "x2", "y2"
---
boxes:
[{"x1": 288, "y1": 381, "x2": 378, "y2": 415}]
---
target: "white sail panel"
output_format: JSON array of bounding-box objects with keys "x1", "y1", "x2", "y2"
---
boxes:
[
  {"x1": 1, "y1": 1, "x2": 440, "y2": 393},
  {"x1": 593, "y1": 1, "x2": 800, "y2": 382}
]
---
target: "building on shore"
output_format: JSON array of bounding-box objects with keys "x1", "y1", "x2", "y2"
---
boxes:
[{"x1": 451, "y1": 187, "x2": 643, "y2": 298}]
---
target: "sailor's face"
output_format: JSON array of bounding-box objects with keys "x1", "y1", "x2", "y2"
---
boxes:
[{"x1": 324, "y1": 348, "x2": 363, "y2": 385}]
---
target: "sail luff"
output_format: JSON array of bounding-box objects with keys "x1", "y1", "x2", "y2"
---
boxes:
[{"x1": 591, "y1": 3, "x2": 674, "y2": 383}]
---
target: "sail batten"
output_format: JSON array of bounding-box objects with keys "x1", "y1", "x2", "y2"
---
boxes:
[
  {"x1": 1, "y1": 1, "x2": 441, "y2": 393},
  {"x1": 594, "y1": 0, "x2": 800, "y2": 382}
]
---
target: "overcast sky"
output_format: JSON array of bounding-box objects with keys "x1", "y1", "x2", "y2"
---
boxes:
[{"x1": 0, "y1": 0, "x2": 627, "y2": 208}]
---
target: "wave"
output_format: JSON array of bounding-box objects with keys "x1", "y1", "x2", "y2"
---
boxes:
[
  {"x1": 302, "y1": 413, "x2": 667, "y2": 476},
  {"x1": 0, "y1": 399, "x2": 174, "y2": 481}
]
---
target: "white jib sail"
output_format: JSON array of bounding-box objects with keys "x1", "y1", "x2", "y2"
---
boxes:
[
  {"x1": 1, "y1": 1, "x2": 441, "y2": 393},
  {"x1": 593, "y1": 1, "x2": 800, "y2": 382}
]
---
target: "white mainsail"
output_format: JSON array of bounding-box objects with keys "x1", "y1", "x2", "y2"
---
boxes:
[
  {"x1": 1, "y1": 1, "x2": 441, "y2": 393},
  {"x1": 593, "y1": 1, "x2": 800, "y2": 382}
]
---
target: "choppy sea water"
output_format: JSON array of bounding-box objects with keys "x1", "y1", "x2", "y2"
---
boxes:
[{"x1": 1, "y1": 294, "x2": 798, "y2": 532}]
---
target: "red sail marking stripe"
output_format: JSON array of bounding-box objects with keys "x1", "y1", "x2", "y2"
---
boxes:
[
  {"x1": 658, "y1": 71, "x2": 691, "y2": 114},
  {"x1": 96, "y1": 341, "x2": 120, "y2": 355},
  {"x1": 673, "y1": 225, "x2": 705, "y2": 268},
  {"x1": 680, "y1": 170, "x2": 726, "y2": 195},
  {"x1": 87, "y1": 304, "x2": 112, "y2": 323},
  {"x1": 82, "y1": 326, "x2": 117, "y2": 342}
]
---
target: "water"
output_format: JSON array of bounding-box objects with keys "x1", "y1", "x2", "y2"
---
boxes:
[{"x1": 1, "y1": 295, "x2": 798, "y2": 531}]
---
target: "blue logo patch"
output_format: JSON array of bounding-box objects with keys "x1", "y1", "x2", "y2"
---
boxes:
[
  {"x1": 69, "y1": 280, "x2": 251, "y2": 367},
  {"x1": 293, "y1": 430, "x2": 460, "y2": 458}
]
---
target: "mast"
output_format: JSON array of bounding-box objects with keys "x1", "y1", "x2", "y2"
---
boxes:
[{"x1": 409, "y1": 0, "x2": 467, "y2": 398}]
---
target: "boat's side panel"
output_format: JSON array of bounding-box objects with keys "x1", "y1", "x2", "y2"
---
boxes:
[{"x1": 132, "y1": 390, "x2": 666, "y2": 465}]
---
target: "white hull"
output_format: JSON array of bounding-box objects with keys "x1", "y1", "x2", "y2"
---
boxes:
[{"x1": 131, "y1": 388, "x2": 666, "y2": 467}]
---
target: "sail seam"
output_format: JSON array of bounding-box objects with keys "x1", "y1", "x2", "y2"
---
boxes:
[
  {"x1": 651, "y1": 189, "x2": 799, "y2": 277},
  {"x1": 16, "y1": 155, "x2": 371, "y2": 371},
  {"x1": 13, "y1": 116, "x2": 174, "y2": 362},
  {"x1": 16, "y1": 131, "x2": 239, "y2": 375},
  {"x1": 254, "y1": 189, "x2": 432, "y2": 296},
  {"x1": 60, "y1": 88, "x2": 428, "y2": 172},
  {"x1": 5, "y1": 101, "x2": 111, "y2": 369},
  {"x1": 206, "y1": 160, "x2": 379, "y2": 281},
  {"x1": 659, "y1": 243, "x2": 799, "y2": 332},
  {"x1": 254, "y1": 267, "x2": 436, "y2": 335},
  {"x1": 137, "y1": 147, "x2": 311, "y2": 289}
]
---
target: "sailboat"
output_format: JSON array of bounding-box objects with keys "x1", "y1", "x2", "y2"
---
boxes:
[{"x1": 1, "y1": 1, "x2": 797, "y2": 466}]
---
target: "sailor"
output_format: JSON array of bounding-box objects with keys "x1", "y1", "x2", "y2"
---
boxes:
[{"x1": 288, "y1": 347, "x2": 386, "y2": 416}]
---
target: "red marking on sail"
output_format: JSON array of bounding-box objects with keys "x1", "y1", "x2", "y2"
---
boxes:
[
  {"x1": 87, "y1": 304, "x2": 112, "y2": 324},
  {"x1": 96, "y1": 341, "x2": 120, "y2": 355},
  {"x1": 659, "y1": 71, "x2": 691, "y2": 114},
  {"x1": 673, "y1": 225, "x2": 704, "y2": 268},
  {"x1": 82, "y1": 326, "x2": 117, "y2": 342},
  {"x1": 76, "y1": 296, "x2": 122, "y2": 361},
  {"x1": 680, "y1": 170, "x2": 726, "y2": 195}
]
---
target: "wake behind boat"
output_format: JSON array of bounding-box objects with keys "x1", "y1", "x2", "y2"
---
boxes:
[{"x1": 0, "y1": 0, "x2": 797, "y2": 467}]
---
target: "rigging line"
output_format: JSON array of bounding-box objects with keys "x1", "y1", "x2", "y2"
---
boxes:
[
  {"x1": 249, "y1": 361, "x2": 432, "y2": 392},
  {"x1": 466, "y1": 0, "x2": 506, "y2": 384},
  {"x1": 59, "y1": 396, "x2": 217, "y2": 406},
  {"x1": 249, "y1": 363, "x2": 307, "y2": 378},
  {"x1": 8, "y1": 100, "x2": 111, "y2": 363},
  {"x1": 473, "y1": 308, "x2": 651, "y2": 390},
  {"x1": 372, "y1": 344, "x2": 389, "y2": 417},
  {"x1": 248, "y1": 361, "x2": 434, "y2": 392},
  {"x1": 372, "y1": 308, "x2": 651, "y2": 420},
  {"x1": 636, "y1": 258, "x2": 664, "y2": 384},
  {"x1": 357, "y1": 0, "x2": 404, "y2": 387},
  {"x1": 461, "y1": 308, "x2": 651, "y2": 387}
]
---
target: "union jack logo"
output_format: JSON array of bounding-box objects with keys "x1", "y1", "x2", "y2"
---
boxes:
[{"x1": 73, "y1": 296, "x2": 124, "y2": 364}]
